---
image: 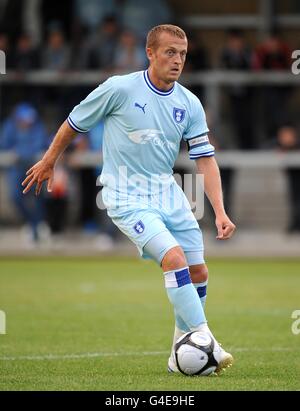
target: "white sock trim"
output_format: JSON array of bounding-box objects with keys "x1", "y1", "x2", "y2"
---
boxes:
[
  {"x1": 192, "y1": 322, "x2": 209, "y2": 333},
  {"x1": 163, "y1": 266, "x2": 189, "y2": 288}
]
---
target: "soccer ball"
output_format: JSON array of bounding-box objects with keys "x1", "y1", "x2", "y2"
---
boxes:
[{"x1": 175, "y1": 331, "x2": 218, "y2": 376}]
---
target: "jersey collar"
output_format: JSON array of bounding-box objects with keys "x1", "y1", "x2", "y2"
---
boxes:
[{"x1": 143, "y1": 70, "x2": 175, "y2": 96}]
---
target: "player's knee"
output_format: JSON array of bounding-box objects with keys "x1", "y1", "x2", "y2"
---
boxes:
[
  {"x1": 161, "y1": 246, "x2": 187, "y2": 272},
  {"x1": 189, "y1": 264, "x2": 209, "y2": 283}
]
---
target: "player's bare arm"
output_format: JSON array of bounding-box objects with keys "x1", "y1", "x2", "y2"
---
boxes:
[
  {"x1": 195, "y1": 156, "x2": 236, "y2": 240},
  {"x1": 22, "y1": 120, "x2": 77, "y2": 195}
]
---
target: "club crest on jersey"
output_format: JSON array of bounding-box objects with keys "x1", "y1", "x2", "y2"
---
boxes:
[
  {"x1": 173, "y1": 108, "x2": 186, "y2": 123},
  {"x1": 134, "y1": 220, "x2": 145, "y2": 234}
]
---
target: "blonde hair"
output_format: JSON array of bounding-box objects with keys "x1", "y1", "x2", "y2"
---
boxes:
[{"x1": 146, "y1": 24, "x2": 187, "y2": 49}]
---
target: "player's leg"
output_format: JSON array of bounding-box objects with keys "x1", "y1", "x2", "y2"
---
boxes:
[
  {"x1": 8, "y1": 167, "x2": 42, "y2": 241},
  {"x1": 103, "y1": 190, "x2": 209, "y2": 358},
  {"x1": 189, "y1": 263, "x2": 209, "y2": 309},
  {"x1": 107, "y1": 208, "x2": 209, "y2": 361},
  {"x1": 165, "y1": 184, "x2": 233, "y2": 373},
  {"x1": 144, "y1": 235, "x2": 211, "y2": 373},
  {"x1": 107, "y1": 202, "x2": 206, "y2": 332},
  {"x1": 161, "y1": 245, "x2": 207, "y2": 331},
  {"x1": 143, "y1": 236, "x2": 207, "y2": 331},
  {"x1": 187, "y1": 260, "x2": 233, "y2": 373},
  {"x1": 165, "y1": 230, "x2": 207, "y2": 356},
  {"x1": 165, "y1": 239, "x2": 233, "y2": 374}
]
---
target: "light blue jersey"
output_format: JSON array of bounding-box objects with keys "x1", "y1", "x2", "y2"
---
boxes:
[
  {"x1": 68, "y1": 70, "x2": 214, "y2": 195},
  {"x1": 68, "y1": 70, "x2": 219, "y2": 339}
]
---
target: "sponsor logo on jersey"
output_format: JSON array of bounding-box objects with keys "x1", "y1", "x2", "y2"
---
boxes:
[
  {"x1": 173, "y1": 107, "x2": 186, "y2": 123},
  {"x1": 128, "y1": 129, "x2": 176, "y2": 150}
]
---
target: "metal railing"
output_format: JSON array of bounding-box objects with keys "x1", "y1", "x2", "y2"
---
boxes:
[
  {"x1": 1, "y1": 69, "x2": 300, "y2": 85},
  {"x1": 1, "y1": 150, "x2": 300, "y2": 171}
]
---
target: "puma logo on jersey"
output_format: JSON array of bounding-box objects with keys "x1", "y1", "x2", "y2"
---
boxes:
[{"x1": 134, "y1": 102, "x2": 147, "y2": 114}]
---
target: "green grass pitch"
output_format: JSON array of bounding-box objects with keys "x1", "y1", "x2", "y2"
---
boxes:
[{"x1": 0, "y1": 257, "x2": 299, "y2": 391}]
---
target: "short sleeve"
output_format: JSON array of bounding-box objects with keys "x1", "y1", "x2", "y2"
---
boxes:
[
  {"x1": 183, "y1": 98, "x2": 215, "y2": 160},
  {"x1": 67, "y1": 77, "x2": 120, "y2": 133}
]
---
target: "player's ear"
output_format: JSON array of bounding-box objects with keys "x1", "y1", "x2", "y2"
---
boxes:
[{"x1": 146, "y1": 47, "x2": 153, "y2": 62}]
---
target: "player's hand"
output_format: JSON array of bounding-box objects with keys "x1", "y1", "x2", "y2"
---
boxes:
[
  {"x1": 215, "y1": 214, "x2": 236, "y2": 240},
  {"x1": 22, "y1": 160, "x2": 54, "y2": 196}
]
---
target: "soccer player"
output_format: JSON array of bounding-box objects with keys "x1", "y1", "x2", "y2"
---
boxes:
[{"x1": 22, "y1": 24, "x2": 236, "y2": 374}]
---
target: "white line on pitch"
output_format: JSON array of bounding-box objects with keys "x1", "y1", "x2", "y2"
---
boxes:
[
  {"x1": 0, "y1": 351, "x2": 169, "y2": 361},
  {"x1": 0, "y1": 347, "x2": 298, "y2": 362},
  {"x1": 230, "y1": 347, "x2": 299, "y2": 352}
]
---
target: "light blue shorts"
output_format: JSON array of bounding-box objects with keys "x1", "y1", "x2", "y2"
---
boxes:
[{"x1": 102, "y1": 182, "x2": 205, "y2": 266}]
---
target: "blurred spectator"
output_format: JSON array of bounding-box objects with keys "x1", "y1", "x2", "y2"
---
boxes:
[
  {"x1": 0, "y1": 103, "x2": 48, "y2": 243},
  {"x1": 113, "y1": 30, "x2": 147, "y2": 72},
  {"x1": 22, "y1": 0, "x2": 43, "y2": 47},
  {"x1": 73, "y1": 133, "x2": 97, "y2": 233},
  {"x1": 40, "y1": 0, "x2": 73, "y2": 41},
  {"x1": 184, "y1": 32, "x2": 209, "y2": 101},
  {"x1": 206, "y1": 109, "x2": 235, "y2": 219},
  {"x1": 220, "y1": 29, "x2": 255, "y2": 149},
  {"x1": 41, "y1": 23, "x2": 71, "y2": 71},
  {"x1": 73, "y1": 0, "x2": 118, "y2": 34},
  {"x1": 209, "y1": 133, "x2": 236, "y2": 217},
  {"x1": 118, "y1": 0, "x2": 173, "y2": 41},
  {"x1": 253, "y1": 30, "x2": 293, "y2": 139},
  {"x1": 39, "y1": 23, "x2": 72, "y2": 124},
  {"x1": 264, "y1": 125, "x2": 300, "y2": 233},
  {"x1": 71, "y1": 123, "x2": 117, "y2": 249},
  {"x1": 252, "y1": 30, "x2": 291, "y2": 70},
  {"x1": 89, "y1": 123, "x2": 119, "y2": 248},
  {"x1": 79, "y1": 15, "x2": 120, "y2": 70},
  {"x1": 12, "y1": 33, "x2": 40, "y2": 71},
  {"x1": 45, "y1": 161, "x2": 69, "y2": 238},
  {"x1": 185, "y1": 33, "x2": 209, "y2": 72},
  {"x1": 0, "y1": 0, "x2": 23, "y2": 43}
]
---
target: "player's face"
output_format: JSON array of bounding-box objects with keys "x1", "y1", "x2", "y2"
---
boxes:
[{"x1": 147, "y1": 33, "x2": 188, "y2": 87}]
